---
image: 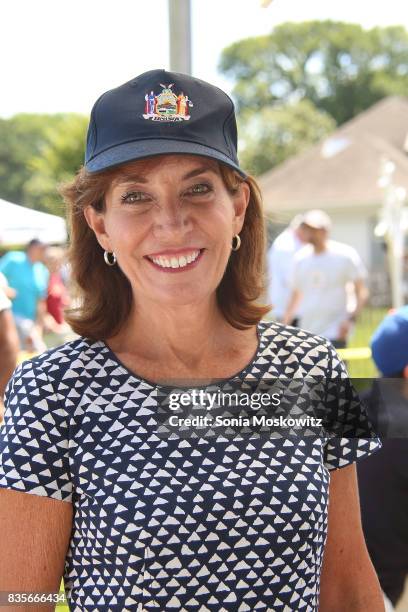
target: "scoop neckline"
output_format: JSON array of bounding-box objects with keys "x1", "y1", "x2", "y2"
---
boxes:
[{"x1": 97, "y1": 321, "x2": 266, "y2": 391}]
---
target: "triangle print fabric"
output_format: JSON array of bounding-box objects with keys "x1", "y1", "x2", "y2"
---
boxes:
[{"x1": 0, "y1": 320, "x2": 381, "y2": 611}]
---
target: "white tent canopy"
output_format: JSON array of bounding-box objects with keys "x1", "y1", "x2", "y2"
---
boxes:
[{"x1": 0, "y1": 198, "x2": 67, "y2": 246}]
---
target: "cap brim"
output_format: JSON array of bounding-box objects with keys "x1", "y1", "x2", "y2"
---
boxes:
[{"x1": 85, "y1": 139, "x2": 247, "y2": 178}]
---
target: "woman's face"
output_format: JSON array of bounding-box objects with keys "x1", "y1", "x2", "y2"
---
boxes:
[{"x1": 85, "y1": 154, "x2": 249, "y2": 309}]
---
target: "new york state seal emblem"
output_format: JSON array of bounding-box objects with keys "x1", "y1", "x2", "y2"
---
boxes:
[{"x1": 143, "y1": 83, "x2": 193, "y2": 122}]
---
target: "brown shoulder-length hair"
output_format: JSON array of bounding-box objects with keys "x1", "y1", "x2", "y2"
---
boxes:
[{"x1": 60, "y1": 160, "x2": 270, "y2": 340}]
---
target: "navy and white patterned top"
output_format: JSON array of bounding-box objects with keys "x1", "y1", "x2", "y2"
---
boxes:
[{"x1": 0, "y1": 321, "x2": 381, "y2": 611}]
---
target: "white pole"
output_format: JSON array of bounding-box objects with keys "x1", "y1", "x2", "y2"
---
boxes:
[
  {"x1": 168, "y1": 0, "x2": 192, "y2": 75},
  {"x1": 387, "y1": 186, "x2": 405, "y2": 308},
  {"x1": 377, "y1": 159, "x2": 406, "y2": 309}
]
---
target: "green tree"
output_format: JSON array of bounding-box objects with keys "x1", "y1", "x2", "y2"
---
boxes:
[
  {"x1": 0, "y1": 114, "x2": 60, "y2": 205},
  {"x1": 219, "y1": 21, "x2": 408, "y2": 125},
  {"x1": 238, "y1": 99, "x2": 335, "y2": 176},
  {"x1": 23, "y1": 114, "x2": 88, "y2": 215}
]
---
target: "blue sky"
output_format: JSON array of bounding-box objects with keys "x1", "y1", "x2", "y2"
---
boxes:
[{"x1": 1, "y1": 0, "x2": 407, "y2": 117}]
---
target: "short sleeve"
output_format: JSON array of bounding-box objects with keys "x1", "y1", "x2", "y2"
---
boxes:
[
  {"x1": 0, "y1": 358, "x2": 72, "y2": 502},
  {"x1": 322, "y1": 341, "x2": 381, "y2": 471},
  {"x1": 346, "y1": 248, "x2": 367, "y2": 282}
]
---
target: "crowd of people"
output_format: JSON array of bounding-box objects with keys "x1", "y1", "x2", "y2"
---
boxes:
[{"x1": 0, "y1": 239, "x2": 70, "y2": 418}]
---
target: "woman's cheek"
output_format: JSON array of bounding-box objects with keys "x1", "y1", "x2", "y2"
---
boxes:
[{"x1": 108, "y1": 210, "x2": 148, "y2": 237}]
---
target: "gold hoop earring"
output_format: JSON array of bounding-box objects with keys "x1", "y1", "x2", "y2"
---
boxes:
[
  {"x1": 231, "y1": 234, "x2": 241, "y2": 251},
  {"x1": 104, "y1": 251, "x2": 117, "y2": 266}
]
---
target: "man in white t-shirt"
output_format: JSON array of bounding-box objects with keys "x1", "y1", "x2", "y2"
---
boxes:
[
  {"x1": 267, "y1": 215, "x2": 310, "y2": 323},
  {"x1": 283, "y1": 210, "x2": 368, "y2": 347}
]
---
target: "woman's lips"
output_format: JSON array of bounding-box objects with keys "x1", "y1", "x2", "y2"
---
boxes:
[{"x1": 145, "y1": 249, "x2": 205, "y2": 273}]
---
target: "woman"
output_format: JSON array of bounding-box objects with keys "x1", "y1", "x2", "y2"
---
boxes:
[{"x1": 0, "y1": 70, "x2": 384, "y2": 611}]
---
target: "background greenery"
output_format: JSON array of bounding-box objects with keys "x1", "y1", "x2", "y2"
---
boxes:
[
  {"x1": 1, "y1": 21, "x2": 408, "y2": 215},
  {"x1": 0, "y1": 113, "x2": 87, "y2": 215},
  {"x1": 220, "y1": 21, "x2": 408, "y2": 175}
]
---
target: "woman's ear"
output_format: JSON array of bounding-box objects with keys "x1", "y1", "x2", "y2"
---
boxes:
[
  {"x1": 84, "y1": 206, "x2": 112, "y2": 252},
  {"x1": 233, "y1": 181, "x2": 250, "y2": 235}
]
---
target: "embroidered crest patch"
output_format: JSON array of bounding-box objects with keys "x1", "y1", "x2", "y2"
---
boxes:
[{"x1": 143, "y1": 83, "x2": 193, "y2": 122}]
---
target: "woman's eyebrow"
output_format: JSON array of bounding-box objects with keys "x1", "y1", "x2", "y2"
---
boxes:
[
  {"x1": 114, "y1": 165, "x2": 218, "y2": 187},
  {"x1": 115, "y1": 174, "x2": 148, "y2": 186},
  {"x1": 182, "y1": 167, "x2": 218, "y2": 180}
]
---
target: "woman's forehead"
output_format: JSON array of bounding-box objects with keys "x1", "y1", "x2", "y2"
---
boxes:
[{"x1": 110, "y1": 154, "x2": 220, "y2": 185}]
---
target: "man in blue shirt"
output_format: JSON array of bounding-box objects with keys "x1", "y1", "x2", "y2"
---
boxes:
[{"x1": 0, "y1": 239, "x2": 49, "y2": 351}]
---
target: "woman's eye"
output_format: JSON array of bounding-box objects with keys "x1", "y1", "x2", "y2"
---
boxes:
[
  {"x1": 120, "y1": 191, "x2": 150, "y2": 204},
  {"x1": 187, "y1": 183, "x2": 212, "y2": 196}
]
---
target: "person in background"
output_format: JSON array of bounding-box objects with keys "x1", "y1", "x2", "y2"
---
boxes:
[
  {"x1": 266, "y1": 214, "x2": 309, "y2": 324},
  {"x1": 283, "y1": 209, "x2": 368, "y2": 348},
  {"x1": 0, "y1": 239, "x2": 49, "y2": 352},
  {"x1": 0, "y1": 284, "x2": 19, "y2": 423},
  {"x1": 45, "y1": 247, "x2": 70, "y2": 327},
  {"x1": 0, "y1": 272, "x2": 16, "y2": 302},
  {"x1": 357, "y1": 306, "x2": 408, "y2": 609},
  {"x1": 59, "y1": 257, "x2": 71, "y2": 288}
]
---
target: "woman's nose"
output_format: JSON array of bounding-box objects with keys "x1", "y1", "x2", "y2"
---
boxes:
[{"x1": 152, "y1": 201, "x2": 192, "y2": 238}]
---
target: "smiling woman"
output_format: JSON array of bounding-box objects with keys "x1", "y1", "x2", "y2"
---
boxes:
[
  {"x1": 63, "y1": 152, "x2": 267, "y2": 341},
  {"x1": 0, "y1": 69, "x2": 385, "y2": 612}
]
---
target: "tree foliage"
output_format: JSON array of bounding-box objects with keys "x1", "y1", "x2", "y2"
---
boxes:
[
  {"x1": 3, "y1": 22, "x2": 408, "y2": 208},
  {"x1": 220, "y1": 21, "x2": 408, "y2": 125},
  {"x1": 0, "y1": 114, "x2": 59, "y2": 206},
  {"x1": 238, "y1": 99, "x2": 335, "y2": 176},
  {"x1": 0, "y1": 113, "x2": 87, "y2": 216},
  {"x1": 23, "y1": 115, "x2": 88, "y2": 215}
]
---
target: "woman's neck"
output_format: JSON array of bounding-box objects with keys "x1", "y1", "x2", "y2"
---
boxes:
[{"x1": 107, "y1": 299, "x2": 235, "y2": 368}]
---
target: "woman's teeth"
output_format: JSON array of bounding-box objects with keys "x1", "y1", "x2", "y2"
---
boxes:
[{"x1": 149, "y1": 250, "x2": 200, "y2": 269}]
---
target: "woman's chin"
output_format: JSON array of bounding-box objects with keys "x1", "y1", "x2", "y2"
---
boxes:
[{"x1": 145, "y1": 286, "x2": 215, "y2": 308}]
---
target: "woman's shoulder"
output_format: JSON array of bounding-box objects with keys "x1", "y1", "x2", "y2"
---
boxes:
[
  {"x1": 11, "y1": 336, "x2": 106, "y2": 388},
  {"x1": 259, "y1": 318, "x2": 332, "y2": 350},
  {"x1": 257, "y1": 319, "x2": 338, "y2": 375}
]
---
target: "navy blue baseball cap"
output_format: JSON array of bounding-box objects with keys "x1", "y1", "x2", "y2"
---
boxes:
[
  {"x1": 371, "y1": 306, "x2": 408, "y2": 376},
  {"x1": 85, "y1": 69, "x2": 246, "y2": 178}
]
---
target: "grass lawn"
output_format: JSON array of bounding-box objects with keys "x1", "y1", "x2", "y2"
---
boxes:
[{"x1": 344, "y1": 307, "x2": 388, "y2": 378}]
